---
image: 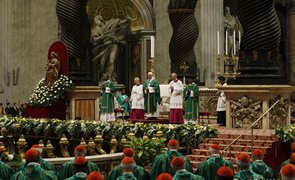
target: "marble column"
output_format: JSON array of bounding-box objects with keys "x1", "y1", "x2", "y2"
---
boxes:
[
  {"x1": 0, "y1": 0, "x2": 58, "y2": 104},
  {"x1": 288, "y1": 1, "x2": 295, "y2": 85},
  {"x1": 199, "y1": 0, "x2": 224, "y2": 87}
]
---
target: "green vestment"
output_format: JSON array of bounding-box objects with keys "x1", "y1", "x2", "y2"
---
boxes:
[
  {"x1": 17, "y1": 158, "x2": 56, "y2": 172},
  {"x1": 117, "y1": 94, "x2": 131, "y2": 114},
  {"x1": 235, "y1": 169, "x2": 264, "y2": 180},
  {"x1": 276, "y1": 158, "x2": 294, "y2": 178},
  {"x1": 251, "y1": 160, "x2": 274, "y2": 179},
  {"x1": 0, "y1": 160, "x2": 13, "y2": 180},
  {"x1": 150, "y1": 150, "x2": 193, "y2": 180},
  {"x1": 196, "y1": 154, "x2": 234, "y2": 180},
  {"x1": 101, "y1": 80, "x2": 115, "y2": 113},
  {"x1": 107, "y1": 164, "x2": 149, "y2": 180},
  {"x1": 115, "y1": 172, "x2": 137, "y2": 180},
  {"x1": 143, "y1": 78, "x2": 161, "y2": 114},
  {"x1": 183, "y1": 83, "x2": 199, "y2": 120},
  {"x1": 65, "y1": 172, "x2": 87, "y2": 180},
  {"x1": 11, "y1": 164, "x2": 58, "y2": 180},
  {"x1": 59, "y1": 159, "x2": 100, "y2": 179},
  {"x1": 173, "y1": 169, "x2": 204, "y2": 180}
]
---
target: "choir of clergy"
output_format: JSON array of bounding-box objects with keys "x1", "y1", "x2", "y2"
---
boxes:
[{"x1": 100, "y1": 72, "x2": 200, "y2": 123}]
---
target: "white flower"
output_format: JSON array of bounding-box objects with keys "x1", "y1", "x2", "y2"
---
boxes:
[{"x1": 7, "y1": 154, "x2": 14, "y2": 161}]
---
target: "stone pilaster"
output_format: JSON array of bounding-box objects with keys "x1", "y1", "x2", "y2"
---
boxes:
[{"x1": 287, "y1": 0, "x2": 295, "y2": 85}]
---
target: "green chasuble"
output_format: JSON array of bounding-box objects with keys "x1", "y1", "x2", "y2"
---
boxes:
[
  {"x1": 0, "y1": 160, "x2": 13, "y2": 180},
  {"x1": 143, "y1": 78, "x2": 161, "y2": 114},
  {"x1": 276, "y1": 159, "x2": 293, "y2": 177},
  {"x1": 65, "y1": 172, "x2": 87, "y2": 180},
  {"x1": 251, "y1": 160, "x2": 274, "y2": 179},
  {"x1": 234, "y1": 169, "x2": 264, "y2": 180},
  {"x1": 108, "y1": 164, "x2": 149, "y2": 180},
  {"x1": 117, "y1": 94, "x2": 131, "y2": 114},
  {"x1": 183, "y1": 83, "x2": 199, "y2": 120},
  {"x1": 101, "y1": 80, "x2": 115, "y2": 113},
  {"x1": 196, "y1": 154, "x2": 234, "y2": 180},
  {"x1": 150, "y1": 150, "x2": 193, "y2": 180},
  {"x1": 116, "y1": 172, "x2": 137, "y2": 180},
  {"x1": 174, "y1": 169, "x2": 204, "y2": 180},
  {"x1": 17, "y1": 158, "x2": 56, "y2": 172},
  {"x1": 59, "y1": 159, "x2": 100, "y2": 179},
  {"x1": 11, "y1": 164, "x2": 58, "y2": 180}
]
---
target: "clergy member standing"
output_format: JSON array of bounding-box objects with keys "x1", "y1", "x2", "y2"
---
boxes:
[
  {"x1": 130, "y1": 77, "x2": 145, "y2": 120},
  {"x1": 144, "y1": 72, "x2": 161, "y2": 119},
  {"x1": 183, "y1": 77, "x2": 199, "y2": 123},
  {"x1": 169, "y1": 73, "x2": 184, "y2": 124},
  {"x1": 216, "y1": 76, "x2": 227, "y2": 126},
  {"x1": 117, "y1": 88, "x2": 131, "y2": 116},
  {"x1": 100, "y1": 76, "x2": 115, "y2": 121}
]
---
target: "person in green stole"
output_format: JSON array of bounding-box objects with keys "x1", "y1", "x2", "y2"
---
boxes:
[
  {"x1": 143, "y1": 72, "x2": 161, "y2": 119},
  {"x1": 87, "y1": 171, "x2": 104, "y2": 180},
  {"x1": 196, "y1": 143, "x2": 234, "y2": 180},
  {"x1": 150, "y1": 139, "x2": 193, "y2": 180},
  {"x1": 108, "y1": 148, "x2": 149, "y2": 180},
  {"x1": 250, "y1": 149, "x2": 274, "y2": 179},
  {"x1": 17, "y1": 144, "x2": 56, "y2": 172},
  {"x1": 235, "y1": 153, "x2": 264, "y2": 180},
  {"x1": 11, "y1": 149, "x2": 58, "y2": 180},
  {"x1": 172, "y1": 157, "x2": 204, "y2": 180},
  {"x1": 65, "y1": 156, "x2": 88, "y2": 180},
  {"x1": 156, "y1": 173, "x2": 173, "y2": 180},
  {"x1": 59, "y1": 145, "x2": 100, "y2": 179},
  {"x1": 280, "y1": 163, "x2": 295, "y2": 180},
  {"x1": 183, "y1": 77, "x2": 199, "y2": 123},
  {"x1": 0, "y1": 160, "x2": 13, "y2": 180},
  {"x1": 216, "y1": 166, "x2": 234, "y2": 180},
  {"x1": 276, "y1": 142, "x2": 295, "y2": 177},
  {"x1": 100, "y1": 76, "x2": 116, "y2": 121},
  {"x1": 116, "y1": 88, "x2": 131, "y2": 116},
  {"x1": 116, "y1": 157, "x2": 137, "y2": 180}
]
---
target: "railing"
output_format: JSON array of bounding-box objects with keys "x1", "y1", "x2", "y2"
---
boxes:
[{"x1": 223, "y1": 100, "x2": 280, "y2": 159}]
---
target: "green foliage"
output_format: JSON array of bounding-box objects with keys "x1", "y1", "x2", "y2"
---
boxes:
[
  {"x1": 275, "y1": 125, "x2": 295, "y2": 142},
  {"x1": 127, "y1": 137, "x2": 166, "y2": 167}
]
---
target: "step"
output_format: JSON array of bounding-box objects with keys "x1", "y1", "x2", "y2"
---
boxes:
[
  {"x1": 198, "y1": 144, "x2": 269, "y2": 153},
  {"x1": 204, "y1": 138, "x2": 274, "y2": 147},
  {"x1": 191, "y1": 149, "x2": 252, "y2": 158},
  {"x1": 217, "y1": 133, "x2": 276, "y2": 141},
  {"x1": 187, "y1": 155, "x2": 236, "y2": 164}
]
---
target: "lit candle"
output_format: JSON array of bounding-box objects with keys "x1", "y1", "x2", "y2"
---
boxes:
[
  {"x1": 239, "y1": 31, "x2": 241, "y2": 49},
  {"x1": 151, "y1": 36, "x2": 155, "y2": 58},
  {"x1": 217, "y1": 31, "x2": 220, "y2": 55},
  {"x1": 225, "y1": 30, "x2": 228, "y2": 55},
  {"x1": 233, "y1": 31, "x2": 236, "y2": 55}
]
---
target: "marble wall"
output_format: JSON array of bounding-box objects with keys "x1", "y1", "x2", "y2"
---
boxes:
[
  {"x1": 0, "y1": 0, "x2": 58, "y2": 104},
  {"x1": 155, "y1": 0, "x2": 223, "y2": 87}
]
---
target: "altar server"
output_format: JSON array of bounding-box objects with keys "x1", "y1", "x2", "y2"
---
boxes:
[
  {"x1": 130, "y1": 77, "x2": 145, "y2": 120},
  {"x1": 169, "y1": 73, "x2": 184, "y2": 124}
]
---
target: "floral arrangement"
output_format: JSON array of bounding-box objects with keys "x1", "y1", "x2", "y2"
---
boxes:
[
  {"x1": 29, "y1": 75, "x2": 74, "y2": 107},
  {"x1": 0, "y1": 117, "x2": 218, "y2": 148},
  {"x1": 275, "y1": 125, "x2": 295, "y2": 142},
  {"x1": 1, "y1": 152, "x2": 22, "y2": 164}
]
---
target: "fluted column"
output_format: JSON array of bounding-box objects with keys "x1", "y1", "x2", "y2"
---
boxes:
[
  {"x1": 199, "y1": 0, "x2": 224, "y2": 87},
  {"x1": 287, "y1": 1, "x2": 295, "y2": 85}
]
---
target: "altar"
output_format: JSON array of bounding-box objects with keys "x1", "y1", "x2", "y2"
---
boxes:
[{"x1": 220, "y1": 85, "x2": 295, "y2": 129}]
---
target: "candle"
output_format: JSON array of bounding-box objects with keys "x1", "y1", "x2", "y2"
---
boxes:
[
  {"x1": 233, "y1": 31, "x2": 236, "y2": 55},
  {"x1": 150, "y1": 36, "x2": 155, "y2": 58},
  {"x1": 217, "y1": 31, "x2": 220, "y2": 55},
  {"x1": 239, "y1": 31, "x2": 241, "y2": 48},
  {"x1": 225, "y1": 30, "x2": 228, "y2": 55}
]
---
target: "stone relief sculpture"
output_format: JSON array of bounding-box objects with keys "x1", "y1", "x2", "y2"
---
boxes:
[
  {"x1": 45, "y1": 52, "x2": 61, "y2": 87},
  {"x1": 224, "y1": 6, "x2": 243, "y2": 58},
  {"x1": 230, "y1": 96, "x2": 262, "y2": 128},
  {"x1": 269, "y1": 97, "x2": 288, "y2": 129},
  {"x1": 91, "y1": 15, "x2": 131, "y2": 82}
]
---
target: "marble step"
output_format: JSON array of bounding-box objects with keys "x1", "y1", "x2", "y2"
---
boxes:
[
  {"x1": 197, "y1": 143, "x2": 269, "y2": 152},
  {"x1": 191, "y1": 149, "x2": 252, "y2": 158},
  {"x1": 204, "y1": 138, "x2": 274, "y2": 147},
  {"x1": 216, "y1": 133, "x2": 277, "y2": 141}
]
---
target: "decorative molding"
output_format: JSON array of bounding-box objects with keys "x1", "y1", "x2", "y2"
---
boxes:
[
  {"x1": 269, "y1": 96, "x2": 289, "y2": 129},
  {"x1": 230, "y1": 96, "x2": 263, "y2": 129}
]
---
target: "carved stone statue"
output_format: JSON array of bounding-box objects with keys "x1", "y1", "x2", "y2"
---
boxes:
[
  {"x1": 224, "y1": 6, "x2": 242, "y2": 58},
  {"x1": 45, "y1": 52, "x2": 60, "y2": 87},
  {"x1": 91, "y1": 15, "x2": 131, "y2": 81}
]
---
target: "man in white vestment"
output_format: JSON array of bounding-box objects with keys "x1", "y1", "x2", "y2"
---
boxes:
[
  {"x1": 130, "y1": 77, "x2": 145, "y2": 120},
  {"x1": 169, "y1": 73, "x2": 184, "y2": 124}
]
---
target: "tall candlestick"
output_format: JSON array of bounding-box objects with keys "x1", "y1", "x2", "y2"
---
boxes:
[
  {"x1": 225, "y1": 30, "x2": 228, "y2": 55},
  {"x1": 233, "y1": 31, "x2": 236, "y2": 55},
  {"x1": 150, "y1": 36, "x2": 155, "y2": 58},
  {"x1": 239, "y1": 31, "x2": 241, "y2": 48},
  {"x1": 217, "y1": 31, "x2": 220, "y2": 55}
]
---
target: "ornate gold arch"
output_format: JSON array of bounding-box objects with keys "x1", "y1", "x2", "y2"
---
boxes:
[{"x1": 87, "y1": 0, "x2": 155, "y2": 31}]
